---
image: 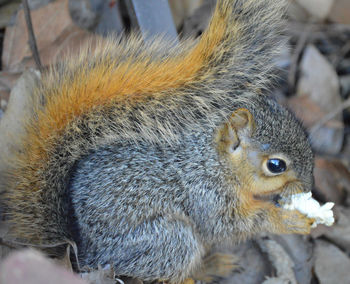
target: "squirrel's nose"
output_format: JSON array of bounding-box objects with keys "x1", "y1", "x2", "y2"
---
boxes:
[{"x1": 280, "y1": 181, "x2": 305, "y2": 198}]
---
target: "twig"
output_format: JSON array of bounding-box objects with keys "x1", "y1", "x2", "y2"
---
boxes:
[
  {"x1": 288, "y1": 24, "x2": 312, "y2": 91},
  {"x1": 22, "y1": 0, "x2": 43, "y2": 71},
  {"x1": 310, "y1": 97, "x2": 350, "y2": 135},
  {"x1": 0, "y1": 237, "x2": 17, "y2": 249},
  {"x1": 257, "y1": 238, "x2": 297, "y2": 284}
]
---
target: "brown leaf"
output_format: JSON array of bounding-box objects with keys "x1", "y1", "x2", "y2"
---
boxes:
[
  {"x1": 2, "y1": 0, "x2": 98, "y2": 71},
  {"x1": 329, "y1": 0, "x2": 350, "y2": 24},
  {"x1": 323, "y1": 206, "x2": 350, "y2": 252},
  {"x1": 268, "y1": 234, "x2": 313, "y2": 284},
  {"x1": 314, "y1": 240, "x2": 350, "y2": 284},
  {"x1": 297, "y1": 45, "x2": 341, "y2": 115},
  {"x1": 257, "y1": 238, "x2": 297, "y2": 284},
  {"x1": 287, "y1": 96, "x2": 343, "y2": 154},
  {"x1": 314, "y1": 157, "x2": 350, "y2": 204}
]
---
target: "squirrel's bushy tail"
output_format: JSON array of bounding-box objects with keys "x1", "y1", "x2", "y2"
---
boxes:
[
  {"x1": 189, "y1": 0, "x2": 286, "y2": 91},
  {"x1": 2, "y1": 0, "x2": 286, "y2": 250}
]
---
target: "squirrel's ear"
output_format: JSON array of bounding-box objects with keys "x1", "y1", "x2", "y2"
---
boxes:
[
  {"x1": 229, "y1": 108, "x2": 255, "y2": 136},
  {"x1": 217, "y1": 108, "x2": 255, "y2": 153}
]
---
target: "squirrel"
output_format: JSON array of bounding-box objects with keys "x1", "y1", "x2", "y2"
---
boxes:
[{"x1": 1, "y1": 0, "x2": 315, "y2": 282}]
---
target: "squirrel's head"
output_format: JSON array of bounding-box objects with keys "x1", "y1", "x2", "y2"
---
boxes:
[{"x1": 216, "y1": 96, "x2": 314, "y2": 204}]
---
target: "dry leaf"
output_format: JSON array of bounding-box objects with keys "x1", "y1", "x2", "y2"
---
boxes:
[
  {"x1": 257, "y1": 238, "x2": 297, "y2": 284},
  {"x1": 287, "y1": 95, "x2": 343, "y2": 154},
  {"x1": 323, "y1": 206, "x2": 350, "y2": 252},
  {"x1": 328, "y1": 0, "x2": 350, "y2": 24},
  {"x1": 314, "y1": 240, "x2": 350, "y2": 284},
  {"x1": 268, "y1": 234, "x2": 313, "y2": 284},
  {"x1": 292, "y1": 44, "x2": 344, "y2": 154},
  {"x1": 314, "y1": 157, "x2": 350, "y2": 204},
  {"x1": 297, "y1": 45, "x2": 341, "y2": 114},
  {"x1": 2, "y1": 0, "x2": 98, "y2": 71}
]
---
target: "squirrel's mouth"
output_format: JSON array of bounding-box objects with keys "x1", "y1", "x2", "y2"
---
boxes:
[
  {"x1": 253, "y1": 180, "x2": 305, "y2": 205},
  {"x1": 254, "y1": 193, "x2": 282, "y2": 206}
]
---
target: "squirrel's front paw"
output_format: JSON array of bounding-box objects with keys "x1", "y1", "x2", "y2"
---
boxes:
[
  {"x1": 279, "y1": 208, "x2": 314, "y2": 235},
  {"x1": 192, "y1": 253, "x2": 239, "y2": 283}
]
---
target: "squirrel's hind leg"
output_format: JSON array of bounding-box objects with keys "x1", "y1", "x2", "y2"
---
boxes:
[
  {"x1": 191, "y1": 253, "x2": 239, "y2": 283},
  {"x1": 110, "y1": 215, "x2": 204, "y2": 283}
]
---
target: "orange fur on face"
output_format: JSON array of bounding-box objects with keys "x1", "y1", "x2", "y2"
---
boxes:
[
  {"x1": 216, "y1": 114, "x2": 304, "y2": 219},
  {"x1": 229, "y1": 147, "x2": 302, "y2": 218}
]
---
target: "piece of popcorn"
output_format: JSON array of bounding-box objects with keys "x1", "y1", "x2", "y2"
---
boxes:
[{"x1": 282, "y1": 192, "x2": 334, "y2": 228}]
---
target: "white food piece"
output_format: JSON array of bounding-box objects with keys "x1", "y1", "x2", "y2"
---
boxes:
[{"x1": 282, "y1": 192, "x2": 334, "y2": 228}]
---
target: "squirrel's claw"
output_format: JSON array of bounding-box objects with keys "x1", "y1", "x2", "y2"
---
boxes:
[
  {"x1": 192, "y1": 253, "x2": 239, "y2": 283},
  {"x1": 279, "y1": 209, "x2": 315, "y2": 235}
]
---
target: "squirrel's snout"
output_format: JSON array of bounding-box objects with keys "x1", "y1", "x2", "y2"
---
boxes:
[{"x1": 253, "y1": 179, "x2": 305, "y2": 205}]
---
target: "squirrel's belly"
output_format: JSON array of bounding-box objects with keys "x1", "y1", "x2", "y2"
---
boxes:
[{"x1": 66, "y1": 141, "x2": 190, "y2": 266}]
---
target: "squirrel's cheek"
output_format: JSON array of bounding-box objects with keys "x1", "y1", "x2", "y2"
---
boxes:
[{"x1": 244, "y1": 167, "x2": 300, "y2": 198}]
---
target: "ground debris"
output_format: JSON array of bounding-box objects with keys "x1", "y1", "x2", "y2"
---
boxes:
[{"x1": 314, "y1": 240, "x2": 350, "y2": 284}]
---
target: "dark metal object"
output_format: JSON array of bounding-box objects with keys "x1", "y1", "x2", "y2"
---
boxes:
[
  {"x1": 124, "y1": 0, "x2": 178, "y2": 42},
  {"x1": 89, "y1": 0, "x2": 124, "y2": 36}
]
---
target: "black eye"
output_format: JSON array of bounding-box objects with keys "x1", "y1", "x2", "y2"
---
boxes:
[{"x1": 267, "y1": 159, "x2": 287, "y2": 174}]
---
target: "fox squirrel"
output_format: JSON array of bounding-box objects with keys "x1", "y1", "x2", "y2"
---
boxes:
[{"x1": 1, "y1": 0, "x2": 315, "y2": 282}]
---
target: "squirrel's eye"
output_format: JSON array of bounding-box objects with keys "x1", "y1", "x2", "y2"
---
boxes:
[{"x1": 266, "y1": 159, "x2": 287, "y2": 174}]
